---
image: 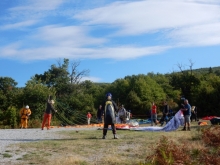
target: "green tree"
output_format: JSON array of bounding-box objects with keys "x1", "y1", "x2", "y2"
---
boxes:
[
  {"x1": 109, "y1": 74, "x2": 166, "y2": 115},
  {"x1": 4, "y1": 106, "x2": 17, "y2": 128},
  {"x1": 17, "y1": 80, "x2": 56, "y2": 120},
  {"x1": 195, "y1": 74, "x2": 220, "y2": 116},
  {"x1": 0, "y1": 77, "x2": 18, "y2": 110}
]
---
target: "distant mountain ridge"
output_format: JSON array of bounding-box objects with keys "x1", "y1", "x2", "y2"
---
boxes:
[{"x1": 190, "y1": 66, "x2": 220, "y2": 74}]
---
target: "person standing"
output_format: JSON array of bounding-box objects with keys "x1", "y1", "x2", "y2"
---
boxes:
[
  {"x1": 20, "y1": 105, "x2": 31, "y2": 129},
  {"x1": 87, "y1": 112, "x2": 92, "y2": 125},
  {"x1": 126, "y1": 110, "x2": 132, "y2": 121},
  {"x1": 97, "y1": 105, "x2": 103, "y2": 123},
  {"x1": 181, "y1": 99, "x2": 191, "y2": 131},
  {"x1": 160, "y1": 101, "x2": 169, "y2": 126},
  {"x1": 102, "y1": 92, "x2": 118, "y2": 139},
  {"x1": 191, "y1": 106, "x2": 197, "y2": 122},
  {"x1": 151, "y1": 102, "x2": 158, "y2": 126},
  {"x1": 41, "y1": 97, "x2": 57, "y2": 130},
  {"x1": 118, "y1": 105, "x2": 127, "y2": 123}
]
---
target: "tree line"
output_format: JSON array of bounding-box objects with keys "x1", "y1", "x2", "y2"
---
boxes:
[{"x1": 1, "y1": 58, "x2": 220, "y2": 128}]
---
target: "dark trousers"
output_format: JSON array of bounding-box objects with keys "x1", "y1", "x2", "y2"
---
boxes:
[
  {"x1": 103, "y1": 123, "x2": 116, "y2": 135},
  {"x1": 160, "y1": 114, "x2": 168, "y2": 126},
  {"x1": 119, "y1": 116, "x2": 126, "y2": 123},
  {"x1": 191, "y1": 113, "x2": 197, "y2": 122}
]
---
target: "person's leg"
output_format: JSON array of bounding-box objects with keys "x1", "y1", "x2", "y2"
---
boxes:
[
  {"x1": 24, "y1": 119, "x2": 28, "y2": 128},
  {"x1": 20, "y1": 118, "x2": 24, "y2": 128},
  {"x1": 102, "y1": 123, "x2": 108, "y2": 139},
  {"x1": 186, "y1": 115, "x2": 191, "y2": 131},
  {"x1": 165, "y1": 115, "x2": 169, "y2": 124},
  {"x1": 120, "y1": 116, "x2": 123, "y2": 123},
  {"x1": 151, "y1": 115, "x2": 153, "y2": 126},
  {"x1": 111, "y1": 124, "x2": 118, "y2": 139},
  {"x1": 99, "y1": 117, "x2": 102, "y2": 123},
  {"x1": 97, "y1": 117, "x2": 101, "y2": 123},
  {"x1": 153, "y1": 114, "x2": 157, "y2": 125},
  {"x1": 187, "y1": 122, "x2": 190, "y2": 130},
  {"x1": 123, "y1": 117, "x2": 126, "y2": 123},
  {"x1": 160, "y1": 115, "x2": 164, "y2": 126},
  {"x1": 47, "y1": 114, "x2": 52, "y2": 129},
  {"x1": 182, "y1": 116, "x2": 186, "y2": 130},
  {"x1": 41, "y1": 113, "x2": 48, "y2": 130}
]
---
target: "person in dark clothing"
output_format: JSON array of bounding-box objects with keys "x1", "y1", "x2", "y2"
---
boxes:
[
  {"x1": 190, "y1": 106, "x2": 198, "y2": 122},
  {"x1": 97, "y1": 105, "x2": 103, "y2": 123},
  {"x1": 160, "y1": 101, "x2": 169, "y2": 126},
  {"x1": 102, "y1": 92, "x2": 118, "y2": 139},
  {"x1": 41, "y1": 96, "x2": 57, "y2": 130}
]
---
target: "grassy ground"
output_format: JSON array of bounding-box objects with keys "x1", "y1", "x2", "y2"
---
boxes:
[{"x1": 1, "y1": 121, "x2": 211, "y2": 165}]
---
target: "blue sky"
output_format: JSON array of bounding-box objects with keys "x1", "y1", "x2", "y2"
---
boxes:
[{"x1": 1, "y1": 0, "x2": 220, "y2": 87}]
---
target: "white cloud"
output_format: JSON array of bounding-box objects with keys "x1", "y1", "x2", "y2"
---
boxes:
[
  {"x1": 0, "y1": 20, "x2": 38, "y2": 30},
  {"x1": 34, "y1": 25, "x2": 107, "y2": 47},
  {"x1": 72, "y1": 0, "x2": 220, "y2": 48},
  {"x1": 10, "y1": 0, "x2": 63, "y2": 11},
  {"x1": 74, "y1": 0, "x2": 220, "y2": 35},
  {"x1": 0, "y1": 43, "x2": 170, "y2": 61},
  {"x1": 1, "y1": 0, "x2": 220, "y2": 62},
  {"x1": 168, "y1": 22, "x2": 220, "y2": 46}
]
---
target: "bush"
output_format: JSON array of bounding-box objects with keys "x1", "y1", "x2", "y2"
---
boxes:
[
  {"x1": 145, "y1": 136, "x2": 191, "y2": 165},
  {"x1": 28, "y1": 119, "x2": 42, "y2": 128},
  {"x1": 202, "y1": 126, "x2": 220, "y2": 147},
  {"x1": 4, "y1": 106, "x2": 17, "y2": 128},
  {"x1": 145, "y1": 126, "x2": 220, "y2": 165}
]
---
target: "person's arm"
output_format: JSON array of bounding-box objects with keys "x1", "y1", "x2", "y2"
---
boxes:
[
  {"x1": 28, "y1": 109, "x2": 31, "y2": 116},
  {"x1": 50, "y1": 104, "x2": 57, "y2": 113},
  {"x1": 113, "y1": 101, "x2": 118, "y2": 113},
  {"x1": 47, "y1": 95, "x2": 50, "y2": 103},
  {"x1": 181, "y1": 104, "x2": 186, "y2": 111}
]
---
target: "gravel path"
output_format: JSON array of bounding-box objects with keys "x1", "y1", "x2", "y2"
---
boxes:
[{"x1": 0, "y1": 127, "x2": 98, "y2": 164}]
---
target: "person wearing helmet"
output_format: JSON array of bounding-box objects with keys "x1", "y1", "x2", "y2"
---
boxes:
[
  {"x1": 41, "y1": 96, "x2": 57, "y2": 130},
  {"x1": 101, "y1": 92, "x2": 118, "y2": 139},
  {"x1": 19, "y1": 105, "x2": 31, "y2": 129}
]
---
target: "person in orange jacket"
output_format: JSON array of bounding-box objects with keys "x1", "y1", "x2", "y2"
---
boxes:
[{"x1": 20, "y1": 105, "x2": 31, "y2": 129}]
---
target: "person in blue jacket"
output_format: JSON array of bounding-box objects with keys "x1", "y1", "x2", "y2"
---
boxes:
[
  {"x1": 101, "y1": 92, "x2": 118, "y2": 139},
  {"x1": 181, "y1": 99, "x2": 191, "y2": 131}
]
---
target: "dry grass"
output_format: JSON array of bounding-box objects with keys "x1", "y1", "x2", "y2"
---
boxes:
[{"x1": 2, "y1": 122, "x2": 219, "y2": 165}]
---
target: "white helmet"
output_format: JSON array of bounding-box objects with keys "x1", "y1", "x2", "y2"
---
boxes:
[{"x1": 25, "y1": 105, "x2": 29, "y2": 109}]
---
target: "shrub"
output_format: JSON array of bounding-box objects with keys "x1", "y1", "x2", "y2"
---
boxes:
[
  {"x1": 145, "y1": 136, "x2": 191, "y2": 165},
  {"x1": 145, "y1": 126, "x2": 220, "y2": 165},
  {"x1": 4, "y1": 106, "x2": 17, "y2": 128},
  {"x1": 202, "y1": 126, "x2": 220, "y2": 147}
]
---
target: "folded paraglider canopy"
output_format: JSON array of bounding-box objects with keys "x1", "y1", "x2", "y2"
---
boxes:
[{"x1": 210, "y1": 117, "x2": 220, "y2": 125}]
